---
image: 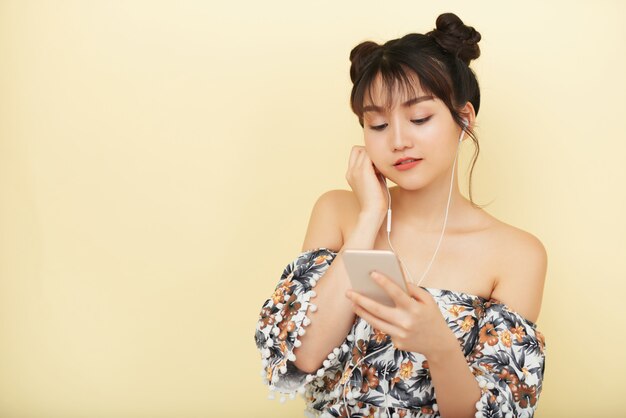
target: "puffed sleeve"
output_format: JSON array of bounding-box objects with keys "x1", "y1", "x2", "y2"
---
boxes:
[
  {"x1": 253, "y1": 247, "x2": 353, "y2": 403},
  {"x1": 467, "y1": 300, "x2": 546, "y2": 418}
]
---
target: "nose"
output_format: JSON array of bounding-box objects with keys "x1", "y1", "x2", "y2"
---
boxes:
[{"x1": 390, "y1": 119, "x2": 412, "y2": 150}]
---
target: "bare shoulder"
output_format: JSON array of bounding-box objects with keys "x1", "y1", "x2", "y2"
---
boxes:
[
  {"x1": 300, "y1": 189, "x2": 356, "y2": 253},
  {"x1": 489, "y1": 220, "x2": 548, "y2": 323}
]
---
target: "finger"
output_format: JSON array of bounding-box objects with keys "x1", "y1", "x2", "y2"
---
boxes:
[
  {"x1": 377, "y1": 170, "x2": 388, "y2": 191},
  {"x1": 406, "y1": 283, "x2": 435, "y2": 304},
  {"x1": 371, "y1": 271, "x2": 414, "y2": 309},
  {"x1": 355, "y1": 147, "x2": 366, "y2": 169},
  {"x1": 347, "y1": 146, "x2": 362, "y2": 174},
  {"x1": 361, "y1": 150, "x2": 376, "y2": 173},
  {"x1": 347, "y1": 148, "x2": 356, "y2": 170},
  {"x1": 347, "y1": 288, "x2": 397, "y2": 322},
  {"x1": 351, "y1": 302, "x2": 404, "y2": 337}
]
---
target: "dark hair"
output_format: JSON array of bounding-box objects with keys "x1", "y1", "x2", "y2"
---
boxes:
[{"x1": 349, "y1": 12, "x2": 484, "y2": 207}]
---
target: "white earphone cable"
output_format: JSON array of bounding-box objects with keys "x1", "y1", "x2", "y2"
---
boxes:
[
  {"x1": 385, "y1": 124, "x2": 464, "y2": 288},
  {"x1": 340, "y1": 122, "x2": 467, "y2": 418}
]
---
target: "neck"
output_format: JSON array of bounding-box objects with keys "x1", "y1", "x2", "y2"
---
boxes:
[{"x1": 388, "y1": 166, "x2": 468, "y2": 233}]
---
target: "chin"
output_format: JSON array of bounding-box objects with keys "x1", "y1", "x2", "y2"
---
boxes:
[{"x1": 389, "y1": 176, "x2": 429, "y2": 190}]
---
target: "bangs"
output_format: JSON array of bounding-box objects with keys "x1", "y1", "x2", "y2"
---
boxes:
[{"x1": 352, "y1": 63, "x2": 436, "y2": 118}]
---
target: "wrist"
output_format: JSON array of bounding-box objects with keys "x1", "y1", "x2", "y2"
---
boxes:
[
  {"x1": 425, "y1": 326, "x2": 462, "y2": 365},
  {"x1": 341, "y1": 211, "x2": 385, "y2": 251},
  {"x1": 358, "y1": 210, "x2": 386, "y2": 225}
]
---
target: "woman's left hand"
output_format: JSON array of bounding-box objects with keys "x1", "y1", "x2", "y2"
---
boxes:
[{"x1": 345, "y1": 270, "x2": 457, "y2": 357}]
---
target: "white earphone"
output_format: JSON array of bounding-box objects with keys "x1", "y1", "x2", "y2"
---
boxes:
[{"x1": 460, "y1": 118, "x2": 468, "y2": 141}]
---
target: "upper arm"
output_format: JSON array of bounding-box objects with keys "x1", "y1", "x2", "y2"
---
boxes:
[
  {"x1": 301, "y1": 189, "x2": 345, "y2": 253},
  {"x1": 491, "y1": 230, "x2": 548, "y2": 323}
]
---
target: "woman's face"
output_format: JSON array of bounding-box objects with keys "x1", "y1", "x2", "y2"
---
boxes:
[{"x1": 362, "y1": 72, "x2": 466, "y2": 190}]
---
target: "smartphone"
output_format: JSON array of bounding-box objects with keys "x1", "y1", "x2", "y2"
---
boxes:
[{"x1": 342, "y1": 249, "x2": 409, "y2": 307}]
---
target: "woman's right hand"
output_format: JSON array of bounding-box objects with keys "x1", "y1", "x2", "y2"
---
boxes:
[{"x1": 345, "y1": 145, "x2": 389, "y2": 219}]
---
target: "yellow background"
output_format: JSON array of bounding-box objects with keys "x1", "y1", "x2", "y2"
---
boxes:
[{"x1": 1, "y1": 1, "x2": 624, "y2": 417}]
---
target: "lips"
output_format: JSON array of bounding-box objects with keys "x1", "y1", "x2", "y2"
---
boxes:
[{"x1": 394, "y1": 157, "x2": 422, "y2": 166}]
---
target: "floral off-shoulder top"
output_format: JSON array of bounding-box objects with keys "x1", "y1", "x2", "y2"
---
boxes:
[{"x1": 254, "y1": 248, "x2": 546, "y2": 418}]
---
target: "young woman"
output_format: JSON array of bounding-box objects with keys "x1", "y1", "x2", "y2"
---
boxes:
[{"x1": 254, "y1": 12, "x2": 547, "y2": 418}]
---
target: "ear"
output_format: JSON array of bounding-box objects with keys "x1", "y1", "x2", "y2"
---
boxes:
[{"x1": 459, "y1": 102, "x2": 476, "y2": 129}]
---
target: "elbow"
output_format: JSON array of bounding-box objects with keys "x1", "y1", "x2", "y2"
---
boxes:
[
  {"x1": 292, "y1": 356, "x2": 322, "y2": 375},
  {"x1": 292, "y1": 348, "x2": 323, "y2": 375},
  {"x1": 291, "y1": 332, "x2": 330, "y2": 374}
]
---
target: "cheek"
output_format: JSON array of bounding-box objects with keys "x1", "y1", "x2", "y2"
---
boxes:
[
  {"x1": 418, "y1": 119, "x2": 443, "y2": 139},
  {"x1": 363, "y1": 142, "x2": 387, "y2": 165},
  {"x1": 363, "y1": 137, "x2": 381, "y2": 154},
  {"x1": 420, "y1": 123, "x2": 456, "y2": 151}
]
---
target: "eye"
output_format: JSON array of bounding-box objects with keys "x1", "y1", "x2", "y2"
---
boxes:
[
  {"x1": 411, "y1": 116, "x2": 432, "y2": 125},
  {"x1": 369, "y1": 123, "x2": 387, "y2": 131},
  {"x1": 367, "y1": 116, "x2": 432, "y2": 131}
]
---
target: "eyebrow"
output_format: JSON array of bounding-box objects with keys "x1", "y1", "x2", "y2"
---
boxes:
[{"x1": 362, "y1": 95, "x2": 434, "y2": 113}]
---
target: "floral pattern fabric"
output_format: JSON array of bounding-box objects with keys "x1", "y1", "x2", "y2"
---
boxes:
[{"x1": 254, "y1": 248, "x2": 546, "y2": 418}]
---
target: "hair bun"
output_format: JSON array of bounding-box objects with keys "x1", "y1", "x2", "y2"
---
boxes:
[
  {"x1": 426, "y1": 12, "x2": 481, "y2": 66},
  {"x1": 349, "y1": 41, "x2": 381, "y2": 83}
]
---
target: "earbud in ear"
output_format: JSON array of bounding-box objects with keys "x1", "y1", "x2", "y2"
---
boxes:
[{"x1": 459, "y1": 119, "x2": 468, "y2": 143}]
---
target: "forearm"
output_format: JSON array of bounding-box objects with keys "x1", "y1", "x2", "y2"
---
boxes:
[
  {"x1": 426, "y1": 332, "x2": 481, "y2": 418},
  {"x1": 291, "y1": 252, "x2": 354, "y2": 374},
  {"x1": 294, "y1": 211, "x2": 385, "y2": 373}
]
